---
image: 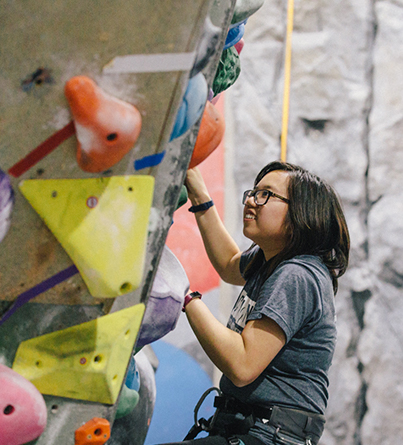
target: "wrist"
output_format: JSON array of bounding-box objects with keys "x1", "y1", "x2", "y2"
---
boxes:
[
  {"x1": 182, "y1": 291, "x2": 202, "y2": 312},
  {"x1": 188, "y1": 192, "x2": 212, "y2": 206},
  {"x1": 188, "y1": 200, "x2": 214, "y2": 213}
]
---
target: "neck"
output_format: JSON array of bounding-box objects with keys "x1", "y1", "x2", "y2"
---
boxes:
[{"x1": 259, "y1": 237, "x2": 286, "y2": 261}]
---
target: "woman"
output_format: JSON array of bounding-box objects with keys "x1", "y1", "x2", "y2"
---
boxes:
[{"x1": 159, "y1": 161, "x2": 349, "y2": 445}]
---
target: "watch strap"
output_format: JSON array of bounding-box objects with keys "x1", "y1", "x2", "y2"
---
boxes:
[
  {"x1": 182, "y1": 291, "x2": 202, "y2": 312},
  {"x1": 188, "y1": 200, "x2": 214, "y2": 213}
]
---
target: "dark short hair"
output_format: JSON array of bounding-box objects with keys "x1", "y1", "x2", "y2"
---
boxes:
[{"x1": 245, "y1": 161, "x2": 350, "y2": 294}]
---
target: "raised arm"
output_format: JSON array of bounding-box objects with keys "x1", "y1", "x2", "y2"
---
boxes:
[{"x1": 185, "y1": 168, "x2": 245, "y2": 286}]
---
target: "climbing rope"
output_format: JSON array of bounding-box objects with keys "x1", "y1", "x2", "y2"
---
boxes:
[{"x1": 280, "y1": 0, "x2": 294, "y2": 162}]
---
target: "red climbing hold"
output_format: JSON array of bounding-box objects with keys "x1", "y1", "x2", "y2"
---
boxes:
[
  {"x1": 65, "y1": 76, "x2": 142, "y2": 173},
  {"x1": 189, "y1": 100, "x2": 225, "y2": 169}
]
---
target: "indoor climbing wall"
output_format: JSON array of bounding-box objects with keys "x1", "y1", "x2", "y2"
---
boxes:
[{"x1": 0, "y1": 1, "x2": 239, "y2": 444}]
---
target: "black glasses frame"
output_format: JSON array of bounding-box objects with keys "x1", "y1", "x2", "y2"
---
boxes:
[{"x1": 242, "y1": 189, "x2": 290, "y2": 206}]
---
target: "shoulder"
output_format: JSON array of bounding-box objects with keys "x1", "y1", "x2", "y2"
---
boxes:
[
  {"x1": 260, "y1": 255, "x2": 333, "y2": 311},
  {"x1": 254, "y1": 256, "x2": 333, "y2": 340},
  {"x1": 274, "y1": 255, "x2": 331, "y2": 283}
]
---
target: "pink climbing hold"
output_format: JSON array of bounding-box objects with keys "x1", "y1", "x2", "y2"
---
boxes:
[
  {"x1": 0, "y1": 364, "x2": 47, "y2": 445},
  {"x1": 65, "y1": 76, "x2": 142, "y2": 173},
  {"x1": 234, "y1": 38, "x2": 245, "y2": 54}
]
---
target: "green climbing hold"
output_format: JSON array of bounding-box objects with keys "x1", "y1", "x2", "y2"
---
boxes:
[
  {"x1": 115, "y1": 384, "x2": 140, "y2": 419},
  {"x1": 176, "y1": 185, "x2": 188, "y2": 211},
  {"x1": 212, "y1": 46, "x2": 241, "y2": 97}
]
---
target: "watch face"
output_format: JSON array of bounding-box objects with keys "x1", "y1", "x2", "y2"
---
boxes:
[{"x1": 190, "y1": 291, "x2": 202, "y2": 298}]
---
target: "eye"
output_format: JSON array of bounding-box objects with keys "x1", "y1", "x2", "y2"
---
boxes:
[{"x1": 259, "y1": 190, "x2": 270, "y2": 198}]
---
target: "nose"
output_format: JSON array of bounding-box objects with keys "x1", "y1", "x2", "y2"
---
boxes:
[{"x1": 244, "y1": 194, "x2": 256, "y2": 207}]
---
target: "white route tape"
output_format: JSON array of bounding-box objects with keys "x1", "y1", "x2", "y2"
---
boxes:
[{"x1": 103, "y1": 52, "x2": 196, "y2": 74}]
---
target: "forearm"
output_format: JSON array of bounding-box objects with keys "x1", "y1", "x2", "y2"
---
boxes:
[
  {"x1": 184, "y1": 298, "x2": 247, "y2": 386},
  {"x1": 185, "y1": 167, "x2": 244, "y2": 285},
  {"x1": 194, "y1": 205, "x2": 242, "y2": 283}
]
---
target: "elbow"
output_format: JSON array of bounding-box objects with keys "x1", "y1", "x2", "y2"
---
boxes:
[
  {"x1": 218, "y1": 270, "x2": 245, "y2": 286},
  {"x1": 230, "y1": 378, "x2": 251, "y2": 388},
  {"x1": 226, "y1": 370, "x2": 258, "y2": 388}
]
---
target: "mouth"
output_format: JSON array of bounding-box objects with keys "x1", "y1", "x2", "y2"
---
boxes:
[{"x1": 244, "y1": 211, "x2": 256, "y2": 221}]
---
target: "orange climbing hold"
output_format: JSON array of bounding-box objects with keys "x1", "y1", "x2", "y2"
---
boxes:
[
  {"x1": 74, "y1": 417, "x2": 110, "y2": 445},
  {"x1": 65, "y1": 76, "x2": 142, "y2": 173},
  {"x1": 189, "y1": 100, "x2": 225, "y2": 169}
]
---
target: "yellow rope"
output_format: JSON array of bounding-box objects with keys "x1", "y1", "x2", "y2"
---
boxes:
[{"x1": 280, "y1": 0, "x2": 294, "y2": 162}]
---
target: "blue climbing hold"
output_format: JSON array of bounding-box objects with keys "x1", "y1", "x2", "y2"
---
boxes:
[
  {"x1": 169, "y1": 73, "x2": 208, "y2": 141},
  {"x1": 224, "y1": 22, "x2": 245, "y2": 50}
]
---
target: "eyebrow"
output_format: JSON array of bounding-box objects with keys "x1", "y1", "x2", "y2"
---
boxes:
[{"x1": 254, "y1": 185, "x2": 275, "y2": 193}]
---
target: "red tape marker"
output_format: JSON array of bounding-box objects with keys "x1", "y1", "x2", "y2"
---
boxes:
[{"x1": 8, "y1": 121, "x2": 75, "y2": 178}]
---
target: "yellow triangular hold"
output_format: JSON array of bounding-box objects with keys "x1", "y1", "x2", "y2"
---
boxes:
[
  {"x1": 12, "y1": 303, "x2": 145, "y2": 404},
  {"x1": 19, "y1": 176, "x2": 154, "y2": 298}
]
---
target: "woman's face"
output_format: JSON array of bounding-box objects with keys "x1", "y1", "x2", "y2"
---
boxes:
[{"x1": 243, "y1": 170, "x2": 290, "y2": 260}]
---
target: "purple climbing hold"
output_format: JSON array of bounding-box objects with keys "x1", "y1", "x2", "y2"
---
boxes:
[
  {"x1": 137, "y1": 246, "x2": 189, "y2": 348},
  {"x1": 0, "y1": 169, "x2": 14, "y2": 243}
]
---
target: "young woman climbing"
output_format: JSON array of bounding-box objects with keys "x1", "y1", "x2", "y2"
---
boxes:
[{"x1": 157, "y1": 161, "x2": 350, "y2": 445}]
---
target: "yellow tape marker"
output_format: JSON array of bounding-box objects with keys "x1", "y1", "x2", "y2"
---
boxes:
[
  {"x1": 19, "y1": 176, "x2": 154, "y2": 298},
  {"x1": 280, "y1": 0, "x2": 294, "y2": 162},
  {"x1": 12, "y1": 303, "x2": 145, "y2": 404}
]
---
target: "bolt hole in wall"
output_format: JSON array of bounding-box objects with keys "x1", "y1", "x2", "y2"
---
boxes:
[{"x1": 21, "y1": 67, "x2": 54, "y2": 92}]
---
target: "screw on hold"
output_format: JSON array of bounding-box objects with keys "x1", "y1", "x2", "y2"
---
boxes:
[
  {"x1": 51, "y1": 191, "x2": 57, "y2": 198},
  {"x1": 80, "y1": 357, "x2": 87, "y2": 365},
  {"x1": 86, "y1": 196, "x2": 98, "y2": 208}
]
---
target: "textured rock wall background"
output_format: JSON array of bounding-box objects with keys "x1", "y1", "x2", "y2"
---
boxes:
[{"x1": 225, "y1": 0, "x2": 403, "y2": 443}]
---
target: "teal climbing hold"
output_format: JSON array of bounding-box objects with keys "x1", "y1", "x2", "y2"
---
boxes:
[
  {"x1": 176, "y1": 185, "x2": 188, "y2": 211},
  {"x1": 115, "y1": 384, "x2": 140, "y2": 419}
]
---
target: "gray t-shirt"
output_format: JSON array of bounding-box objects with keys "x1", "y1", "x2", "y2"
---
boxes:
[{"x1": 219, "y1": 248, "x2": 336, "y2": 443}]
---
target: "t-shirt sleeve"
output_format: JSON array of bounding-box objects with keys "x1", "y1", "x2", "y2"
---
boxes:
[{"x1": 248, "y1": 261, "x2": 322, "y2": 342}]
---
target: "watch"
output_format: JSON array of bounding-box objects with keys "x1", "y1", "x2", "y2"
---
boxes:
[{"x1": 182, "y1": 291, "x2": 202, "y2": 312}]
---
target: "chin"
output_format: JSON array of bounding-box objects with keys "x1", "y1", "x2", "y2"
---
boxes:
[{"x1": 242, "y1": 228, "x2": 254, "y2": 243}]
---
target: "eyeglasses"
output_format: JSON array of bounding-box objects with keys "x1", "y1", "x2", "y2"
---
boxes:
[{"x1": 242, "y1": 189, "x2": 290, "y2": 206}]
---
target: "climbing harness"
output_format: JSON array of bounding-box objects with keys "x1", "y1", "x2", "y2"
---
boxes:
[
  {"x1": 184, "y1": 389, "x2": 325, "y2": 445},
  {"x1": 183, "y1": 387, "x2": 223, "y2": 440}
]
